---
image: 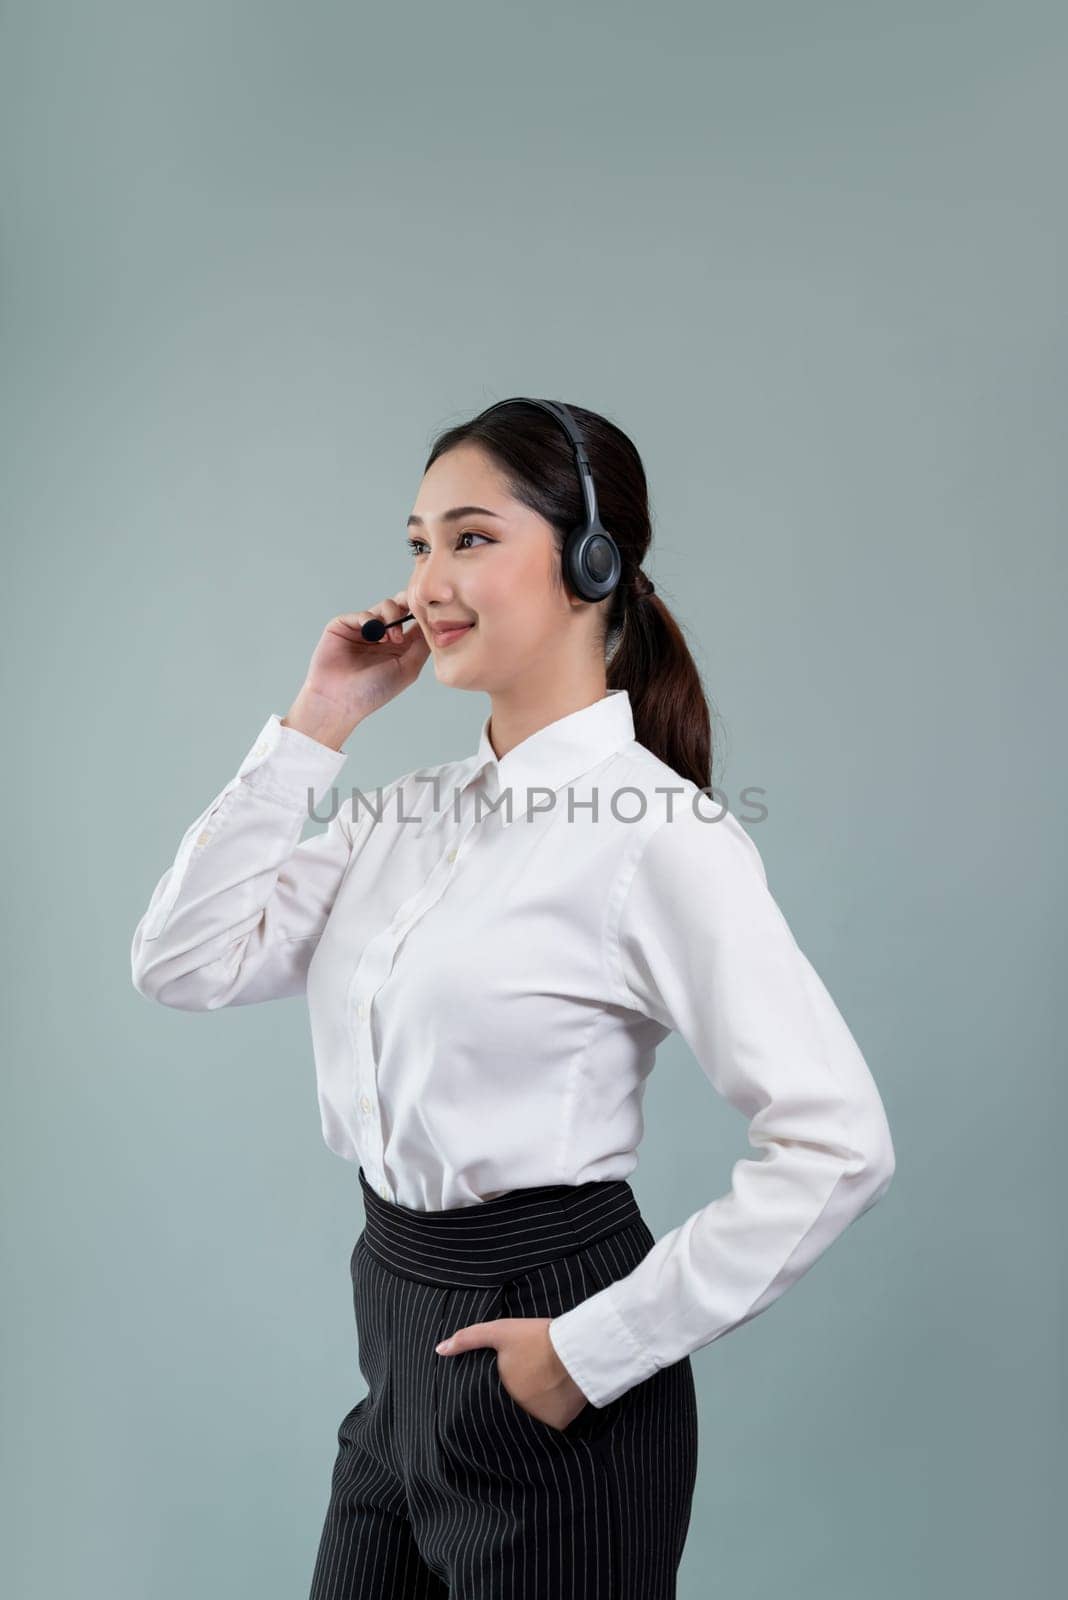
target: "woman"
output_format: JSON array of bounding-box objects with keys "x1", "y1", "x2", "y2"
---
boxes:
[{"x1": 131, "y1": 397, "x2": 895, "y2": 1599}]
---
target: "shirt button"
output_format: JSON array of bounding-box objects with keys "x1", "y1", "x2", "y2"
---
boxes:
[
  {"x1": 195, "y1": 830, "x2": 210, "y2": 847},
  {"x1": 357, "y1": 1001, "x2": 367, "y2": 1020},
  {"x1": 359, "y1": 1094, "x2": 371, "y2": 1113},
  {"x1": 379, "y1": 1184, "x2": 389, "y2": 1199},
  {"x1": 253, "y1": 740, "x2": 267, "y2": 756},
  {"x1": 447, "y1": 847, "x2": 458, "y2": 863}
]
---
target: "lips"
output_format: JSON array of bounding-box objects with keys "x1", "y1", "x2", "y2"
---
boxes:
[{"x1": 432, "y1": 623, "x2": 475, "y2": 645}]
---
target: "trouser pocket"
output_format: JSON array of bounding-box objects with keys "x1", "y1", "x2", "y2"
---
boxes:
[{"x1": 434, "y1": 1222, "x2": 653, "y2": 1474}]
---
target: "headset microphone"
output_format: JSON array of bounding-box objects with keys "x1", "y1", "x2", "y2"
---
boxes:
[{"x1": 361, "y1": 612, "x2": 413, "y2": 642}]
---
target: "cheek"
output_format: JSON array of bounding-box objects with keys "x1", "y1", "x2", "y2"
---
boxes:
[
  {"x1": 473, "y1": 573, "x2": 520, "y2": 619},
  {"x1": 486, "y1": 556, "x2": 554, "y2": 614},
  {"x1": 467, "y1": 556, "x2": 560, "y2": 637}
]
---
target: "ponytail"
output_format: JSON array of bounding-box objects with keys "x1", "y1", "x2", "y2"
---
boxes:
[{"x1": 607, "y1": 570, "x2": 711, "y2": 793}]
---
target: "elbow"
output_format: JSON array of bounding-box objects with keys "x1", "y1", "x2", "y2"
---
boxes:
[
  {"x1": 132, "y1": 969, "x2": 225, "y2": 1011},
  {"x1": 853, "y1": 1110, "x2": 896, "y2": 1212},
  {"x1": 131, "y1": 966, "x2": 156, "y2": 1003},
  {"x1": 131, "y1": 961, "x2": 186, "y2": 1009},
  {"x1": 130, "y1": 948, "x2": 222, "y2": 1012},
  {"x1": 132, "y1": 965, "x2": 181, "y2": 1008},
  {"x1": 131, "y1": 937, "x2": 174, "y2": 1008},
  {"x1": 131, "y1": 916, "x2": 168, "y2": 1006},
  {"x1": 130, "y1": 911, "x2": 227, "y2": 1010},
  {"x1": 131, "y1": 943, "x2": 162, "y2": 1004},
  {"x1": 869, "y1": 1137, "x2": 896, "y2": 1206}
]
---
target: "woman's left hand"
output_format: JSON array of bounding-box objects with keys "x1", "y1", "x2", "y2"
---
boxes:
[{"x1": 435, "y1": 1316, "x2": 590, "y2": 1431}]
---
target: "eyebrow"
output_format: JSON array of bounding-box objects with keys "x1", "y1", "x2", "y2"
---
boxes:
[{"x1": 406, "y1": 505, "x2": 506, "y2": 529}]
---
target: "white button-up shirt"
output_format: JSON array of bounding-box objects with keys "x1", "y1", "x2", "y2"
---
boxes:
[{"x1": 131, "y1": 688, "x2": 895, "y2": 1408}]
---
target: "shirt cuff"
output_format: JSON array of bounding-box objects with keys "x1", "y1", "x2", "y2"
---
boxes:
[
  {"x1": 235, "y1": 713, "x2": 349, "y2": 812},
  {"x1": 548, "y1": 1279, "x2": 663, "y2": 1408}
]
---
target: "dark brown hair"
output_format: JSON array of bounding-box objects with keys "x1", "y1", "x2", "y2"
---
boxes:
[{"x1": 423, "y1": 400, "x2": 713, "y2": 791}]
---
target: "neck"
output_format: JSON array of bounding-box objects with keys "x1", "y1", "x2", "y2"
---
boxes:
[{"x1": 486, "y1": 669, "x2": 608, "y2": 761}]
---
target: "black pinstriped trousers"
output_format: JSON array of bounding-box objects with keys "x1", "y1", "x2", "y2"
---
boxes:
[{"x1": 307, "y1": 1167, "x2": 699, "y2": 1599}]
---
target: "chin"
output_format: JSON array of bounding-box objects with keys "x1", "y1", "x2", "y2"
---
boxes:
[{"x1": 434, "y1": 657, "x2": 480, "y2": 684}]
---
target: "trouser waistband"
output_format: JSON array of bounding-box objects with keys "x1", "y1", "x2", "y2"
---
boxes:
[{"x1": 357, "y1": 1166, "x2": 642, "y2": 1288}]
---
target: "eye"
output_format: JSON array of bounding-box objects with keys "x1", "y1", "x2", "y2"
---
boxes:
[{"x1": 405, "y1": 531, "x2": 494, "y2": 557}]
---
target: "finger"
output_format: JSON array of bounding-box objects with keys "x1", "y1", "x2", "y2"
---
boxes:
[
  {"x1": 377, "y1": 597, "x2": 413, "y2": 635},
  {"x1": 436, "y1": 1321, "x2": 500, "y2": 1355},
  {"x1": 335, "y1": 611, "x2": 396, "y2": 632},
  {"x1": 333, "y1": 609, "x2": 407, "y2": 644}
]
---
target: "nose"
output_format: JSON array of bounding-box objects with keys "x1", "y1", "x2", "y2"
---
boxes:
[{"x1": 410, "y1": 546, "x2": 461, "y2": 612}]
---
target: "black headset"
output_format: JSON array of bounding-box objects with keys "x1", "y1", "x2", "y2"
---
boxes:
[
  {"x1": 476, "y1": 396, "x2": 623, "y2": 604},
  {"x1": 360, "y1": 397, "x2": 621, "y2": 640}
]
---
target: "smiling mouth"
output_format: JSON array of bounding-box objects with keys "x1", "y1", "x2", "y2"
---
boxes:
[{"x1": 433, "y1": 623, "x2": 476, "y2": 645}]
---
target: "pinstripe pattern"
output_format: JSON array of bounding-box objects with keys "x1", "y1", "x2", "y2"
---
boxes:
[{"x1": 308, "y1": 1169, "x2": 699, "y2": 1598}]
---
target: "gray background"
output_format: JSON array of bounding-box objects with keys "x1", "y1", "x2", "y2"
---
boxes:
[{"x1": 2, "y1": 2, "x2": 1063, "y2": 1596}]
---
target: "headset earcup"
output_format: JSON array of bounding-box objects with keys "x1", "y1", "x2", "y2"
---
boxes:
[{"x1": 564, "y1": 524, "x2": 622, "y2": 602}]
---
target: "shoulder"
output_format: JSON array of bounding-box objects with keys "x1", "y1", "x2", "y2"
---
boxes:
[{"x1": 605, "y1": 741, "x2": 769, "y2": 899}]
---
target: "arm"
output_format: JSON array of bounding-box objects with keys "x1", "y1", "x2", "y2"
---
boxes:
[
  {"x1": 130, "y1": 711, "x2": 355, "y2": 1010},
  {"x1": 547, "y1": 803, "x2": 896, "y2": 1408}
]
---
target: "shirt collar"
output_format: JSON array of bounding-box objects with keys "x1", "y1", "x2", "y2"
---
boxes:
[{"x1": 462, "y1": 689, "x2": 635, "y2": 825}]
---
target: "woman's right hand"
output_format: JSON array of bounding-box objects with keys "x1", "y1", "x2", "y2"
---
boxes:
[{"x1": 283, "y1": 590, "x2": 431, "y2": 748}]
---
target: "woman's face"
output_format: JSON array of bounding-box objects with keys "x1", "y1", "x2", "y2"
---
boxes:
[{"x1": 406, "y1": 442, "x2": 585, "y2": 693}]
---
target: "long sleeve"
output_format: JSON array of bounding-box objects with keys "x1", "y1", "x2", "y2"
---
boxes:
[
  {"x1": 131, "y1": 712, "x2": 352, "y2": 1010},
  {"x1": 547, "y1": 803, "x2": 896, "y2": 1408}
]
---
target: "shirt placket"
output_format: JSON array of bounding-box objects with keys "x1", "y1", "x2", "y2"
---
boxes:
[{"x1": 348, "y1": 771, "x2": 492, "y2": 1200}]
